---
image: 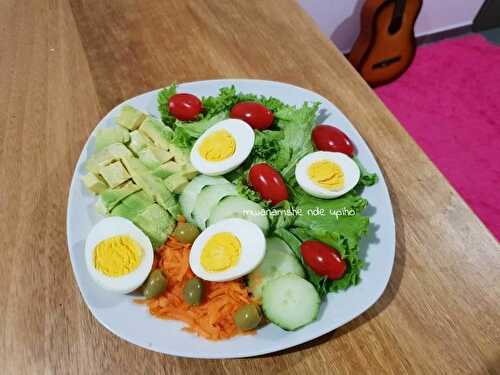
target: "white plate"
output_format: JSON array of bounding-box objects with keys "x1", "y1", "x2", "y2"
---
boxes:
[{"x1": 66, "y1": 79, "x2": 395, "y2": 358}]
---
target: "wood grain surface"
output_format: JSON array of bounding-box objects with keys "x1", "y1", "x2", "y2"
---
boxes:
[{"x1": 1, "y1": 0, "x2": 499, "y2": 374}]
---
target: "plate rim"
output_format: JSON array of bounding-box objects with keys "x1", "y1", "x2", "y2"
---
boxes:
[{"x1": 66, "y1": 78, "x2": 395, "y2": 358}]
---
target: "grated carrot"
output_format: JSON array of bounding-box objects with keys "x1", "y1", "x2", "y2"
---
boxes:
[{"x1": 142, "y1": 234, "x2": 255, "y2": 341}]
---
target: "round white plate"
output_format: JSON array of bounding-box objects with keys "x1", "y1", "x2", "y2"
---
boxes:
[{"x1": 67, "y1": 79, "x2": 395, "y2": 358}]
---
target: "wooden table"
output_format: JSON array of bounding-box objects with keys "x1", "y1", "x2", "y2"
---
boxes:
[{"x1": 1, "y1": 0, "x2": 499, "y2": 373}]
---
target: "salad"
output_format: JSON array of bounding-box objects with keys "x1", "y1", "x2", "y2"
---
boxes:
[{"x1": 81, "y1": 83, "x2": 377, "y2": 340}]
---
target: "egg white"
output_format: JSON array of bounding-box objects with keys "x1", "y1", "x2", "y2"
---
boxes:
[
  {"x1": 189, "y1": 218, "x2": 266, "y2": 282},
  {"x1": 295, "y1": 151, "x2": 360, "y2": 199},
  {"x1": 190, "y1": 119, "x2": 255, "y2": 176},
  {"x1": 84, "y1": 216, "x2": 154, "y2": 294}
]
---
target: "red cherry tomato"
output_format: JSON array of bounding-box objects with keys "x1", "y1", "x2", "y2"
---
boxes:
[
  {"x1": 248, "y1": 163, "x2": 288, "y2": 205},
  {"x1": 312, "y1": 125, "x2": 355, "y2": 157},
  {"x1": 230, "y1": 102, "x2": 274, "y2": 130},
  {"x1": 300, "y1": 240, "x2": 347, "y2": 280},
  {"x1": 168, "y1": 93, "x2": 202, "y2": 121}
]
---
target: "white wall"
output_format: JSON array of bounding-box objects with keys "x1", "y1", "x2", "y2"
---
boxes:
[{"x1": 298, "y1": 0, "x2": 485, "y2": 52}]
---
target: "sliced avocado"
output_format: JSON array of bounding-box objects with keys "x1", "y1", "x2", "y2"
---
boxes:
[
  {"x1": 138, "y1": 145, "x2": 174, "y2": 170},
  {"x1": 137, "y1": 147, "x2": 162, "y2": 170},
  {"x1": 116, "y1": 105, "x2": 146, "y2": 130},
  {"x1": 121, "y1": 156, "x2": 180, "y2": 217},
  {"x1": 152, "y1": 161, "x2": 182, "y2": 179},
  {"x1": 164, "y1": 173, "x2": 189, "y2": 194},
  {"x1": 133, "y1": 204, "x2": 175, "y2": 249},
  {"x1": 85, "y1": 143, "x2": 133, "y2": 173},
  {"x1": 97, "y1": 181, "x2": 141, "y2": 213},
  {"x1": 139, "y1": 116, "x2": 174, "y2": 150},
  {"x1": 99, "y1": 160, "x2": 131, "y2": 188},
  {"x1": 111, "y1": 202, "x2": 139, "y2": 221},
  {"x1": 169, "y1": 144, "x2": 189, "y2": 164},
  {"x1": 150, "y1": 145, "x2": 174, "y2": 163},
  {"x1": 95, "y1": 127, "x2": 130, "y2": 151},
  {"x1": 180, "y1": 163, "x2": 198, "y2": 180},
  {"x1": 110, "y1": 190, "x2": 153, "y2": 221},
  {"x1": 128, "y1": 130, "x2": 152, "y2": 154},
  {"x1": 121, "y1": 190, "x2": 154, "y2": 211},
  {"x1": 81, "y1": 172, "x2": 108, "y2": 194}
]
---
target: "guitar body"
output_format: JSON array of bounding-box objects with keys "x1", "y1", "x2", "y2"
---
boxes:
[{"x1": 349, "y1": 0, "x2": 423, "y2": 87}]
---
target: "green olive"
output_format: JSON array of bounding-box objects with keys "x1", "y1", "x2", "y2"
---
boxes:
[
  {"x1": 173, "y1": 223, "x2": 201, "y2": 244},
  {"x1": 143, "y1": 269, "x2": 167, "y2": 299},
  {"x1": 183, "y1": 278, "x2": 204, "y2": 305},
  {"x1": 234, "y1": 304, "x2": 262, "y2": 331}
]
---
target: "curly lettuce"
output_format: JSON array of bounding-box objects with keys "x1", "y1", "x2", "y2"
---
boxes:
[
  {"x1": 157, "y1": 84, "x2": 177, "y2": 127},
  {"x1": 202, "y1": 85, "x2": 290, "y2": 118},
  {"x1": 292, "y1": 194, "x2": 369, "y2": 292},
  {"x1": 171, "y1": 112, "x2": 227, "y2": 148},
  {"x1": 271, "y1": 102, "x2": 321, "y2": 180},
  {"x1": 156, "y1": 84, "x2": 377, "y2": 297}
]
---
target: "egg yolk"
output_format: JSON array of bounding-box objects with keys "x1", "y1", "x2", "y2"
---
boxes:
[
  {"x1": 198, "y1": 130, "x2": 236, "y2": 161},
  {"x1": 308, "y1": 159, "x2": 345, "y2": 190},
  {"x1": 200, "y1": 232, "x2": 241, "y2": 272},
  {"x1": 93, "y1": 235, "x2": 143, "y2": 277}
]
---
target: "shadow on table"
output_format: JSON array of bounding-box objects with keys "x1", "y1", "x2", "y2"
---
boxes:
[{"x1": 260, "y1": 174, "x2": 407, "y2": 358}]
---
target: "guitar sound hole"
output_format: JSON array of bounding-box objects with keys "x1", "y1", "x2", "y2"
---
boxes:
[{"x1": 372, "y1": 56, "x2": 402, "y2": 69}]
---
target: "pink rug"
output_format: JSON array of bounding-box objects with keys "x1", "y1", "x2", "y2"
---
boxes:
[{"x1": 376, "y1": 34, "x2": 500, "y2": 240}]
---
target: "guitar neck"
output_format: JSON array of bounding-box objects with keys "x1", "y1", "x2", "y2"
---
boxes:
[
  {"x1": 389, "y1": 0, "x2": 407, "y2": 33},
  {"x1": 394, "y1": 0, "x2": 407, "y2": 19}
]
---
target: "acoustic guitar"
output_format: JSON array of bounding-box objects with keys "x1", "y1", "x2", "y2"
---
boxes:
[{"x1": 348, "y1": 0, "x2": 423, "y2": 87}]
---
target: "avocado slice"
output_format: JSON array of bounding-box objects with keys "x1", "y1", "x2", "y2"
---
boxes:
[
  {"x1": 110, "y1": 191, "x2": 153, "y2": 221},
  {"x1": 133, "y1": 204, "x2": 176, "y2": 249},
  {"x1": 121, "y1": 190, "x2": 154, "y2": 211},
  {"x1": 97, "y1": 181, "x2": 141, "y2": 213},
  {"x1": 116, "y1": 105, "x2": 147, "y2": 130},
  {"x1": 138, "y1": 145, "x2": 174, "y2": 170},
  {"x1": 99, "y1": 160, "x2": 131, "y2": 188},
  {"x1": 85, "y1": 143, "x2": 133, "y2": 174},
  {"x1": 152, "y1": 161, "x2": 198, "y2": 180},
  {"x1": 152, "y1": 161, "x2": 182, "y2": 179},
  {"x1": 128, "y1": 130, "x2": 152, "y2": 154},
  {"x1": 139, "y1": 116, "x2": 174, "y2": 150},
  {"x1": 121, "y1": 156, "x2": 180, "y2": 217},
  {"x1": 180, "y1": 163, "x2": 198, "y2": 180},
  {"x1": 81, "y1": 172, "x2": 108, "y2": 194},
  {"x1": 164, "y1": 173, "x2": 189, "y2": 194},
  {"x1": 169, "y1": 144, "x2": 189, "y2": 164},
  {"x1": 95, "y1": 127, "x2": 130, "y2": 151}
]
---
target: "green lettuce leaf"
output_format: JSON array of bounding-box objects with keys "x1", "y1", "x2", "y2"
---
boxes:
[
  {"x1": 171, "y1": 112, "x2": 228, "y2": 148},
  {"x1": 292, "y1": 194, "x2": 369, "y2": 292},
  {"x1": 202, "y1": 86, "x2": 239, "y2": 117},
  {"x1": 233, "y1": 175, "x2": 270, "y2": 207},
  {"x1": 252, "y1": 130, "x2": 282, "y2": 161},
  {"x1": 272, "y1": 102, "x2": 321, "y2": 180},
  {"x1": 157, "y1": 84, "x2": 177, "y2": 127},
  {"x1": 354, "y1": 156, "x2": 378, "y2": 187},
  {"x1": 202, "y1": 85, "x2": 289, "y2": 120}
]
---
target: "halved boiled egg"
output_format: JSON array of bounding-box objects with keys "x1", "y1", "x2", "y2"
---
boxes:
[
  {"x1": 295, "y1": 151, "x2": 360, "y2": 199},
  {"x1": 190, "y1": 119, "x2": 255, "y2": 176},
  {"x1": 84, "y1": 217, "x2": 154, "y2": 293},
  {"x1": 189, "y1": 218, "x2": 265, "y2": 282}
]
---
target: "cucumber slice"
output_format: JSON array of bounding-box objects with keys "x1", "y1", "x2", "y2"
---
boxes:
[
  {"x1": 266, "y1": 236, "x2": 295, "y2": 256},
  {"x1": 192, "y1": 183, "x2": 238, "y2": 229},
  {"x1": 248, "y1": 237, "x2": 305, "y2": 299},
  {"x1": 179, "y1": 175, "x2": 228, "y2": 222},
  {"x1": 262, "y1": 274, "x2": 320, "y2": 331},
  {"x1": 208, "y1": 196, "x2": 269, "y2": 234}
]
